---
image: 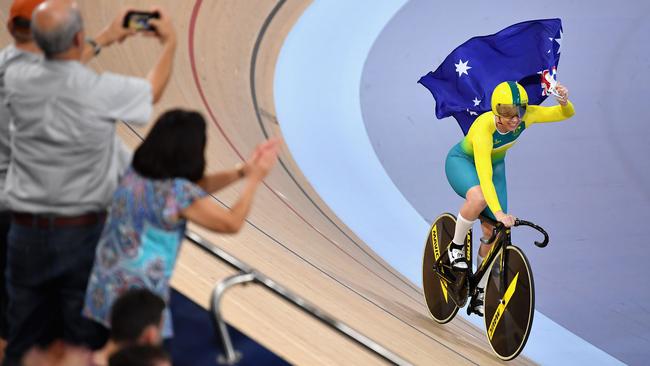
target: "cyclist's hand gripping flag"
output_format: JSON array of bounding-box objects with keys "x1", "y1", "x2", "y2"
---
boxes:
[{"x1": 418, "y1": 19, "x2": 563, "y2": 135}]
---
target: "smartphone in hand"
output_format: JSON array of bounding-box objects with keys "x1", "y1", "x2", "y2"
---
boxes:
[{"x1": 122, "y1": 11, "x2": 160, "y2": 31}]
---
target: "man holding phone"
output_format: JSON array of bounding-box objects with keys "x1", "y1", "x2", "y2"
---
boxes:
[{"x1": 2, "y1": 0, "x2": 176, "y2": 364}]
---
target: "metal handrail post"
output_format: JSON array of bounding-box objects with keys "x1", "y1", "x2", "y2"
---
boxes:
[
  {"x1": 190, "y1": 230, "x2": 413, "y2": 365},
  {"x1": 211, "y1": 272, "x2": 256, "y2": 365}
]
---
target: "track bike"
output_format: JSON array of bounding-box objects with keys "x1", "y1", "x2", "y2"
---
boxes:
[{"x1": 422, "y1": 213, "x2": 548, "y2": 360}]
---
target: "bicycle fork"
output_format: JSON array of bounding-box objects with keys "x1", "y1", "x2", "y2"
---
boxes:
[{"x1": 498, "y1": 230, "x2": 511, "y2": 301}]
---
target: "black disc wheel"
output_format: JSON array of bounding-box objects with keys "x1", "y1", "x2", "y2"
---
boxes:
[
  {"x1": 483, "y1": 245, "x2": 535, "y2": 361},
  {"x1": 422, "y1": 213, "x2": 472, "y2": 323}
]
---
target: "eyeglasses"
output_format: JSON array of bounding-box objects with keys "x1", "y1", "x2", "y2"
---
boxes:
[{"x1": 496, "y1": 104, "x2": 527, "y2": 118}]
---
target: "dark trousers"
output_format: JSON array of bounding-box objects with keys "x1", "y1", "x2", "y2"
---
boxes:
[
  {"x1": 3, "y1": 215, "x2": 108, "y2": 366},
  {"x1": 0, "y1": 211, "x2": 10, "y2": 340}
]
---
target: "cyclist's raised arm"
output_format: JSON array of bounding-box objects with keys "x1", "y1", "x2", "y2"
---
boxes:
[
  {"x1": 526, "y1": 102, "x2": 575, "y2": 126},
  {"x1": 526, "y1": 83, "x2": 575, "y2": 126},
  {"x1": 473, "y1": 135, "x2": 502, "y2": 214}
]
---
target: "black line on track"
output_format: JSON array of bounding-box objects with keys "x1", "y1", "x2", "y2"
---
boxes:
[{"x1": 248, "y1": 0, "x2": 424, "y2": 299}]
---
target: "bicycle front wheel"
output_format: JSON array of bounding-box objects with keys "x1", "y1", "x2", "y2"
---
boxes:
[{"x1": 483, "y1": 245, "x2": 535, "y2": 361}]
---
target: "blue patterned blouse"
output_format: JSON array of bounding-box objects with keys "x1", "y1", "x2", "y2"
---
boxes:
[{"x1": 83, "y1": 167, "x2": 207, "y2": 337}]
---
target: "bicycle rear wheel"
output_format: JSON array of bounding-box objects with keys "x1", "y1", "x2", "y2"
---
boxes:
[
  {"x1": 422, "y1": 213, "x2": 472, "y2": 323},
  {"x1": 483, "y1": 245, "x2": 535, "y2": 361}
]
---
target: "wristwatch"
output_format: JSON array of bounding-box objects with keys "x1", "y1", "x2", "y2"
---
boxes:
[
  {"x1": 85, "y1": 37, "x2": 101, "y2": 56},
  {"x1": 235, "y1": 163, "x2": 246, "y2": 178}
]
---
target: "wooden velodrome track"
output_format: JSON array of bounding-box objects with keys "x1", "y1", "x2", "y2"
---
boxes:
[{"x1": 0, "y1": 1, "x2": 536, "y2": 364}]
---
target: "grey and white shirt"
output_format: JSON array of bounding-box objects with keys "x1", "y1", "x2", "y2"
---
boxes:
[
  {"x1": 0, "y1": 45, "x2": 41, "y2": 210},
  {"x1": 4, "y1": 59, "x2": 152, "y2": 215}
]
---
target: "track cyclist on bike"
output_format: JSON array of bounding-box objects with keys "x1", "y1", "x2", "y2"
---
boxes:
[{"x1": 444, "y1": 80, "x2": 574, "y2": 316}]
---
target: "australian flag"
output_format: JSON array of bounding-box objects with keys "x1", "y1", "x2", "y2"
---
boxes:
[{"x1": 418, "y1": 19, "x2": 563, "y2": 135}]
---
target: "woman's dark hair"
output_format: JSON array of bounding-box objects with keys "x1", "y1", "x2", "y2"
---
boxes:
[{"x1": 133, "y1": 109, "x2": 207, "y2": 181}]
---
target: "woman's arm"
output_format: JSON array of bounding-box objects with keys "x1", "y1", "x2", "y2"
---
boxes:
[
  {"x1": 181, "y1": 139, "x2": 280, "y2": 233},
  {"x1": 181, "y1": 178, "x2": 261, "y2": 233},
  {"x1": 474, "y1": 136, "x2": 516, "y2": 226},
  {"x1": 526, "y1": 102, "x2": 575, "y2": 125},
  {"x1": 527, "y1": 83, "x2": 575, "y2": 126},
  {"x1": 196, "y1": 166, "x2": 246, "y2": 194},
  {"x1": 197, "y1": 138, "x2": 280, "y2": 194},
  {"x1": 473, "y1": 135, "x2": 502, "y2": 214}
]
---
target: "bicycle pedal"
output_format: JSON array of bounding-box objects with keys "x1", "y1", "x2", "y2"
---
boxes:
[
  {"x1": 466, "y1": 292, "x2": 484, "y2": 317},
  {"x1": 466, "y1": 304, "x2": 484, "y2": 317}
]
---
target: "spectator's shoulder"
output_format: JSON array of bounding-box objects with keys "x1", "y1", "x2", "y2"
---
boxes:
[
  {"x1": 65, "y1": 67, "x2": 125, "y2": 95},
  {"x1": 1, "y1": 46, "x2": 40, "y2": 70},
  {"x1": 0, "y1": 45, "x2": 28, "y2": 66},
  {"x1": 0, "y1": 46, "x2": 14, "y2": 64},
  {"x1": 93, "y1": 71, "x2": 149, "y2": 93},
  {"x1": 97, "y1": 70, "x2": 144, "y2": 83},
  {"x1": 4, "y1": 58, "x2": 40, "y2": 85},
  {"x1": 173, "y1": 178, "x2": 207, "y2": 208},
  {"x1": 174, "y1": 177, "x2": 206, "y2": 194}
]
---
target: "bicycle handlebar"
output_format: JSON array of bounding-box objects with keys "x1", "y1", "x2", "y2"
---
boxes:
[
  {"x1": 481, "y1": 216, "x2": 549, "y2": 248},
  {"x1": 514, "y1": 219, "x2": 549, "y2": 248}
]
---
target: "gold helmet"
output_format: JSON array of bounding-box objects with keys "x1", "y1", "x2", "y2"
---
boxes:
[{"x1": 491, "y1": 81, "x2": 528, "y2": 118}]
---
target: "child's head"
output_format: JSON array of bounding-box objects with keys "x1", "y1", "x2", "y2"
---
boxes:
[
  {"x1": 110, "y1": 288, "x2": 165, "y2": 345},
  {"x1": 133, "y1": 109, "x2": 207, "y2": 181}
]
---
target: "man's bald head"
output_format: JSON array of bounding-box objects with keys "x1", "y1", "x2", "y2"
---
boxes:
[{"x1": 31, "y1": 0, "x2": 83, "y2": 58}]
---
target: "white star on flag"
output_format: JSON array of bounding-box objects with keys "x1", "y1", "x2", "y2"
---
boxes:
[
  {"x1": 454, "y1": 59, "x2": 472, "y2": 77},
  {"x1": 472, "y1": 97, "x2": 481, "y2": 106},
  {"x1": 466, "y1": 108, "x2": 478, "y2": 116},
  {"x1": 549, "y1": 31, "x2": 562, "y2": 54}
]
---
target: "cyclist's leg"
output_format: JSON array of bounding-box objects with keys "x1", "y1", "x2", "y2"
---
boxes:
[
  {"x1": 477, "y1": 159, "x2": 508, "y2": 268},
  {"x1": 477, "y1": 220, "x2": 494, "y2": 270},
  {"x1": 449, "y1": 186, "x2": 487, "y2": 268},
  {"x1": 471, "y1": 160, "x2": 507, "y2": 315},
  {"x1": 475, "y1": 219, "x2": 495, "y2": 311},
  {"x1": 455, "y1": 196, "x2": 491, "y2": 316},
  {"x1": 445, "y1": 144, "x2": 486, "y2": 269}
]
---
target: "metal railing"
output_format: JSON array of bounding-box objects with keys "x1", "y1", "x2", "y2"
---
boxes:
[{"x1": 184, "y1": 230, "x2": 413, "y2": 366}]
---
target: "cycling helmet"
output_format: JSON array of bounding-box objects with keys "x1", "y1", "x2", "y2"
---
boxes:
[{"x1": 491, "y1": 81, "x2": 528, "y2": 117}]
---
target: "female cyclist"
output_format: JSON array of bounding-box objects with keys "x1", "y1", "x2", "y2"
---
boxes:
[{"x1": 444, "y1": 80, "x2": 574, "y2": 316}]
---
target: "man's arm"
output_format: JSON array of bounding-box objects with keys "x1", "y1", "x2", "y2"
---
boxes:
[
  {"x1": 79, "y1": 6, "x2": 177, "y2": 105},
  {"x1": 81, "y1": 9, "x2": 136, "y2": 64},
  {"x1": 144, "y1": 8, "x2": 176, "y2": 104}
]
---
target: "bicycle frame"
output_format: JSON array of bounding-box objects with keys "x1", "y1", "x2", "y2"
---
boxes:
[
  {"x1": 470, "y1": 222, "x2": 509, "y2": 296},
  {"x1": 432, "y1": 215, "x2": 549, "y2": 304}
]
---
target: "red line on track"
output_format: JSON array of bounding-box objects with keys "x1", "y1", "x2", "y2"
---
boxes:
[{"x1": 188, "y1": 0, "x2": 358, "y2": 254}]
